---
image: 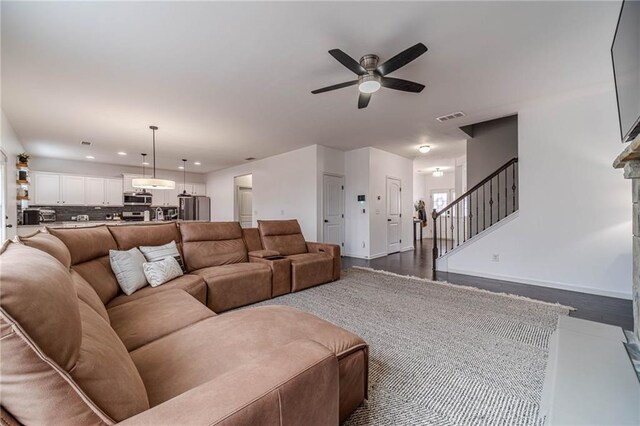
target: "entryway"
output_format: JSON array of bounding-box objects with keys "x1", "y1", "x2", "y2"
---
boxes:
[
  {"x1": 234, "y1": 174, "x2": 253, "y2": 228},
  {"x1": 322, "y1": 174, "x2": 344, "y2": 247},
  {"x1": 386, "y1": 176, "x2": 402, "y2": 254}
]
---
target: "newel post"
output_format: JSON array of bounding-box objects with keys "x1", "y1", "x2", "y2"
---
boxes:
[{"x1": 431, "y1": 208, "x2": 438, "y2": 276}]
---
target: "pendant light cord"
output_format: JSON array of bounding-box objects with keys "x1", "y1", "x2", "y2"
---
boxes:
[{"x1": 152, "y1": 127, "x2": 157, "y2": 178}]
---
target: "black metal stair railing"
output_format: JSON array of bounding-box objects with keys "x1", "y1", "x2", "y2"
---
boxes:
[{"x1": 432, "y1": 157, "x2": 518, "y2": 272}]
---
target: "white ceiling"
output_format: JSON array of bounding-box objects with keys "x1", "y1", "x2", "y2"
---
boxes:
[{"x1": 1, "y1": 1, "x2": 620, "y2": 173}]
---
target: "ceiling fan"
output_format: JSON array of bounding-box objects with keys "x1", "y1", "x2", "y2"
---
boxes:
[{"x1": 311, "y1": 42, "x2": 428, "y2": 109}]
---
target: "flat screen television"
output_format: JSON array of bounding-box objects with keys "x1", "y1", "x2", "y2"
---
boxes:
[{"x1": 612, "y1": 0, "x2": 640, "y2": 143}]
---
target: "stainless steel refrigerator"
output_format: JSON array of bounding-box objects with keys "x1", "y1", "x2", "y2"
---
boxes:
[{"x1": 179, "y1": 196, "x2": 211, "y2": 221}]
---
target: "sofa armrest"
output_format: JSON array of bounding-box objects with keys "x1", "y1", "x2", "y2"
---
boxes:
[
  {"x1": 248, "y1": 249, "x2": 280, "y2": 258},
  {"x1": 306, "y1": 242, "x2": 341, "y2": 281},
  {"x1": 249, "y1": 256, "x2": 292, "y2": 297},
  {"x1": 120, "y1": 340, "x2": 338, "y2": 426}
]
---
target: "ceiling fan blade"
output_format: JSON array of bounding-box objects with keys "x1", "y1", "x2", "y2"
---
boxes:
[
  {"x1": 376, "y1": 43, "x2": 428, "y2": 76},
  {"x1": 358, "y1": 92, "x2": 371, "y2": 109},
  {"x1": 381, "y1": 77, "x2": 425, "y2": 93},
  {"x1": 329, "y1": 49, "x2": 368, "y2": 76},
  {"x1": 311, "y1": 80, "x2": 359, "y2": 94}
]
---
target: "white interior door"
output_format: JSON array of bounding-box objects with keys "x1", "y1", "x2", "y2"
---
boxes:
[
  {"x1": 386, "y1": 177, "x2": 402, "y2": 254},
  {"x1": 0, "y1": 150, "x2": 7, "y2": 242},
  {"x1": 322, "y1": 174, "x2": 344, "y2": 247},
  {"x1": 237, "y1": 186, "x2": 253, "y2": 228}
]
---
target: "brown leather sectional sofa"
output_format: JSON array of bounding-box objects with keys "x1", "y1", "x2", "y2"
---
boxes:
[{"x1": 0, "y1": 220, "x2": 368, "y2": 425}]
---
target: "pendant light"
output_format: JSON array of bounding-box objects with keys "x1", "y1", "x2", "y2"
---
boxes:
[
  {"x1": 177, "y1": 159, "x2": 192, "y2": 198},
  {"x1": 132, "y1": 125, "x2": 176, "y2": 190},
  {"x1": 137, "y1": 153, "x2": 152, "y2": 195}
]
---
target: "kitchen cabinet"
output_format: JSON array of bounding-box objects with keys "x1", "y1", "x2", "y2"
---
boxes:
[
  {"x1": 123, "y1": 174, "x2": 143, "y2": 193},
  {"x1": 33, "y1": 173, "x2": 61, "y2": 205},
  {"x1": 105, "y1": 179, "x2": 123, "y2": 206},
  {"x1": 85, "y1": 177, "x2": 105, "y2": 206},
  {"x1": 152, "y1": 187, "x2": 180, "y2": 207},
  {"x1": 193, "y1": 183, "x2": 206, "y2": 196},
  {"x1": 61, "y1": 176, "x2": 86, "y2": 205},
  {"x1": 177, "y1": 184, "x2": 193, "y2": 196}
]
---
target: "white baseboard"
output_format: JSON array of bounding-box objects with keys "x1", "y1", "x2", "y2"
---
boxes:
[{"x1": 446, "y1": 267, "x2": 632, "y2": 300}]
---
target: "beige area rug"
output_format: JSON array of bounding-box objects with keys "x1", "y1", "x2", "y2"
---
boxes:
[{"x1": 253, "y1": 267, "x2": 573, "y2": 426}]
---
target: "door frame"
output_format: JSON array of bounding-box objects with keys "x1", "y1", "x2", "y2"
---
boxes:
[
  {"x1": 234, "y1": 185, "x2": 253, "y2": 226},
  {"x1": 0, "y1": 149, "x2": 7, "y2": 242},
  {"x1": 385, "y1": 175, "x2": 402, "y2": 254},
  {"x1": 320, "y1": 173, "x2": 345, "y2": 246}
]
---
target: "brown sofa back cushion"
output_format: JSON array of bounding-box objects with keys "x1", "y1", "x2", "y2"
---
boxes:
[
  {"x1": 108, "y1": 223, "x2": 183, "y2": 255},
  {"x1": 0, "y1": 242, "x2": 149, "y2": 424},
  {"x1": 71, "y1": 270, "x2": 110, "y2": 323},
  {"x1": 242, "y1": 228, "x2": 263, "y2": 252},
  {"x1": 16, "y1": 229, "x2": 71, "y2": 269},
  {"x1": 258, "y1": 220, "x2": 308, "y2": 256},
  {"x1": 179, "y1": 222, "x2": 248, "y2": 271},
  {"x1": 49, "y1": 225, "x2": 117, "y2": 265}
]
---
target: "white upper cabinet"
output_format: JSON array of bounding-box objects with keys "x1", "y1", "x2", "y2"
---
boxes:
[
  {"x1": 33, "y1": 173, "x2": 61, "y2": 205},
  {"x1": 123, "y1": 174, "x2": 143, "y2": 193},
  {"x1": 61, "y1": 176, "x2": 86, "y2": 205},
  {"x1": 105, "y1": 179, "x2": 123, "y2": 206},
  {"x1": 85, "y1": 177, "x2": 105, "y2": 205},
  {"x1": 192, "y1": 183, "x2": 206, "y2": 196},
  {"x1": 177, "y1": 184, "x2": 193, "y2": 196}
]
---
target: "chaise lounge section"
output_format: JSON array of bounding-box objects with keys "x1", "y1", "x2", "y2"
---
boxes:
[{"x1": 1, "y1": 221, "x2": 367, "y2": 425}]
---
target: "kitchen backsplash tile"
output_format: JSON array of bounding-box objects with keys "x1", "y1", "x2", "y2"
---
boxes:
[{"x1": 18, "y1": 205, "x2": 177, "y2": 223}]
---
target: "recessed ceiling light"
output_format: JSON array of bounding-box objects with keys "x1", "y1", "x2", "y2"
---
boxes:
[
  {"x1": 85, "y1": 155, "x2": 95, "y2": 159},
  {"x1": 142, "y1": 161, "x2": 150, "y2": 166},
  {"x1": 117, "y1": 151, "x2": 127, "y2": 156},
  {"x1": 178, "y1": 166, "x2": 185, "y2": 170},
  {"x1": 194, "y1": 161, "x2": 201, "y2": 166},
  {"x1": 419, "y1": 145, "x2": 431, "y2": 154}
]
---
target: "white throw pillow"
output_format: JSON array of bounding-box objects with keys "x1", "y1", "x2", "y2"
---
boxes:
[
  {"x1": 109, "y1": 248, "x2": 148, "y2": 296},
  {"x1": 143, "y1": 256, "x2": 184, "y2": 287},
  {"x1": 139, "y1": 241, "x2": 186, "y2": 272}
]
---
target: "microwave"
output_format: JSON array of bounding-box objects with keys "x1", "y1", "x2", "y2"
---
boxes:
[{"x1": 123, "y1": 192, "x2": 152, "y2": 206}]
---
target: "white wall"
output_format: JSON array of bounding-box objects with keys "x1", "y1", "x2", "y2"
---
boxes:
[
  {"x1": 207, "y1": 145, "x2": 319, "y2": 240},
  {"x1": 28, "y1": 157, "x2": 207, "y2": 183},
  {"x1": 344, "y1": 148, "x2": 370, "y2": 258},
  {"x1": 1, "y1": 111, "x2": 25, "y2": 239},
  {"x1": 444, "y1": 86, "x2": 632, "y2": 299}
]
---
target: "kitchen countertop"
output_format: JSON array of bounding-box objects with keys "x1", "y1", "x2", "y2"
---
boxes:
[{"x1": 18, "y1": 220, "x2": 210, "y2": 229}]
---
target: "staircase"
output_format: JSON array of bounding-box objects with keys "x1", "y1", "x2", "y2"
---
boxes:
[{"x1": 431, "y1": 157, "x2": 519, "y2": 272}]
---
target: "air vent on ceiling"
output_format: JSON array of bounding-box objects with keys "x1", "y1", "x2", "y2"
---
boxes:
[
  {"x1": 81, "y1": 141, "x2": 92, "y2": 146},
  {"x1": 436, "y1": 111, "x2": 466, "y2": 122}
]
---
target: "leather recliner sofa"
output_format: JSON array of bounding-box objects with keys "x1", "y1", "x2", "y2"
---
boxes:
[{"x1": 0, "y1": 221, "x2": 366, "y2": 425}]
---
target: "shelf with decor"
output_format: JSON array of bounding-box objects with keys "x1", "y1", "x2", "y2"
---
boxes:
[{"x1": 16, "y1": 154, "x2": 30, "y2": 204}]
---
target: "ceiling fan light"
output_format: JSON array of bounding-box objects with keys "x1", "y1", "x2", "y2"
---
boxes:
[
  {"x1": 419, "y1": 145, "x2": 431, "y2": 154},
  {"x1": 358, "y1": 80, "x2": 381, "y2": 94}
]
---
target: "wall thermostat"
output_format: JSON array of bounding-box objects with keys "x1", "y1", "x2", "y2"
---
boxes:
[{"x1": 357, "y1": 195, "x2": 366, "y2": 202}]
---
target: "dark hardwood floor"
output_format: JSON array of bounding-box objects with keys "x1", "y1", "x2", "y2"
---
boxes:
[{"x1": 342, "y1": 239, "x2": 634, "y2": 330}]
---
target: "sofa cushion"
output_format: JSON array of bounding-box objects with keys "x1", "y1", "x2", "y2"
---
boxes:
[
  {"x1": 107, "y1": 289, "x2": 215, "y2": 352},
  {"x1": 15, "y1": 229, "x2": 71, "y2": 269},
  {"x1": 288, "y1": 253, "x2": 334, "y2": 292},
  {"x1": 70, "y1": 270, "x2": 110, "y2": 323},
  {"x1": 110, "y1": 248, "x2": 148, "y2": 296},
  {"x1": 70, "y1": 301, "x2": 149, "y2": 421},
  {"x1": 130, "y1": 305, "x2": 367, "y2": 407},
  {"x1": 143, "y1": 256, "x2": 184, "y2": 287},
  {"x1": 242, "y1": 227, "x2": 263, "y2": 252},
  {"x1": 258, "y1": 220, "x2": 308, "y2": 256},
  {"x1": 139, "y1": 240, "x2": 186, "y2": 272},
  {"x1": 180, "y1": 222, "x2": 248, "y2": 271},
  {"x1": 107, "y1": 274, "x2": 207, "y2": 308},
  {"x1": 108, "y1": 222, "x2": 182, "y2": 253},
  {"x1": 0, "y1": 242, "x2": 81, "y2": 370},
  {"x1": 193, "y1": 263, "x2": 272, "y2": 312},
  {"x1": 72, "y1": 255, "x2": 120, "y2": 305},
  {"x1": 49, "y1": 225, "x2": 117, "y2": 265}
]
